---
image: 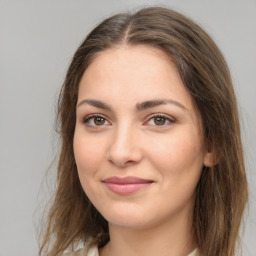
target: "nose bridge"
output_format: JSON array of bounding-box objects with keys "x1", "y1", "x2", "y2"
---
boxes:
[{"x1": 107, "y1": 122, "x2": 141, "y2": 167}]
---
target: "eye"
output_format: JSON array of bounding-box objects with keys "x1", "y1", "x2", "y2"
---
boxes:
[
  {"x1": 83, "y1": 115, "x2": 111, "y2": 127},
  {"x1": 146, "y1": 114, "x2": 175, "y2": 127}
]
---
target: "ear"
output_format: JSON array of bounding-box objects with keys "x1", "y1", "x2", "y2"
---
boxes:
[{"x1": 203, "y1": 143, "x2": 217, "y2": 167}]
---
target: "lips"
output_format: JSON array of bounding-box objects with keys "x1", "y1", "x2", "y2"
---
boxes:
[{"x1": 102, "y1": 176, "x2": 154, "y2": 195}]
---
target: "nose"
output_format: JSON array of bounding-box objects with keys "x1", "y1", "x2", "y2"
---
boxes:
[{"x1": 107, "y1": 125, "x2": 142, "y2": 168}]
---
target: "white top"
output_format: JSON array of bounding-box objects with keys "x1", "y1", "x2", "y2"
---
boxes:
[{"x1": 63, "y1": 245, "x2": 199, "y2": 256}]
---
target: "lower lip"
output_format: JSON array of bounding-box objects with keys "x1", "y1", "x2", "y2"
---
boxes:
[{"x1": 104, "y1": 182, "x2": 153, "y2": 195}]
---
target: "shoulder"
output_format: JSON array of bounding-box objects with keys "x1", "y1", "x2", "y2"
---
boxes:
[{"x1": 62, "y1": 244, "x2": 99, "y2": 256}]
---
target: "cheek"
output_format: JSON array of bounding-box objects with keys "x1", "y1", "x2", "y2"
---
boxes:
[
  {"x1": 148, "y1": 129, "x2": 204, "y2": 180},
  {"x1": 73, "y1": 130, "x2": 105, "y2": 178},
  {"x1": 73, "y1": 131, "x2": 106, "y2": 202}
]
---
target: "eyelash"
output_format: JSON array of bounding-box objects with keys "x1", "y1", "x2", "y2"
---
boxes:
[
  {"x1": 82, "y1": 114, "x2": 111, "y2": 127},
  {"x1": 145, "y1": 113, "x2": 175, "y2": 127},
  {"x1": 82, "y1": 113, "x2": 175, "y2": 128}
]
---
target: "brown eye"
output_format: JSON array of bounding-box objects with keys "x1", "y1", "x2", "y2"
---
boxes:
[
  {"x1": 94, "y1": 117, "x2": 105, "y2": 126},
  {"x1": 153, "y1": 116, "x2": 166, "y2": 126},
  {"x1": 83, "y1": 115, "x2": 110, "y2": 127},
  {"x1": 145, "y1": 114, "x2": 175, "y2": 127}
]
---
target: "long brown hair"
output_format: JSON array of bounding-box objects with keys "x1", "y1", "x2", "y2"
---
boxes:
[{"x1": 39, "y1": 6, "x2": 248, "y2": 256}]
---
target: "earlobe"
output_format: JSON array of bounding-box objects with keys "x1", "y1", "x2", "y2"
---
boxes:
[
  {"x1": 203, "y1": 142, "x2": 218, "y2": 167},
  {"x1": 203, "y1": 151, "x2": 216, "y2": 167}
]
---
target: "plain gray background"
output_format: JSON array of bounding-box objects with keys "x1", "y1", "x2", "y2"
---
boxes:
[{"x1": 0, "y1": 0, "x2": 255, "y2": 255}]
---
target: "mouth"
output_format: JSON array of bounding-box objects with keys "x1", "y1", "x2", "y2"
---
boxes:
[{"x1": 102, "y1": 176, "x2": 154, "y2": 195}]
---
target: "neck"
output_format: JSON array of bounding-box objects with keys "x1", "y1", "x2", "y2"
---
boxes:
[{"x1": 100, "y1": 208, "x2": 196, "y2": 256}]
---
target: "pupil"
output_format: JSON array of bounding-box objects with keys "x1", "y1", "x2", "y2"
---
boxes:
[
  {"x1": 94, "y1": 117, "x2": 105, "y2": 125},
  {"x1": 154, "y1": 117, "x2": 165, "y2": 125}
]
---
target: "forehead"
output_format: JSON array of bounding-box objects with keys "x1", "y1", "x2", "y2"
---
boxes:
[
  {"x1": 82, "y1": 46, "x2": 193, "y2": 102},
  {"x1": 89, "y1": 45, "x2": 175, "y2": 75},
  {"x1": 79, "y1": 45, "x2": 185, "y2": 98}
]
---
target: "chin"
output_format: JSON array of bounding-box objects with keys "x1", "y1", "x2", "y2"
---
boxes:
[{"x1": 101, "y1": 206, "x2": 165, "y2": 230}]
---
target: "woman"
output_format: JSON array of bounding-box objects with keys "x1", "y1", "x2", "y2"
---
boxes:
[{"x1": 39, "y1": 7, "x2": 248, "y2": 256}]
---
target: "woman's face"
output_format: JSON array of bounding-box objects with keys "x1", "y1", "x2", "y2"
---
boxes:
[{"x1": 74, "y1": 45, "x2": 212, "y2": 229}]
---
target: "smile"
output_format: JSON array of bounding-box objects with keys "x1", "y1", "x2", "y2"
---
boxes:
[{"x1": 102, "y1": 176, "x2": 154, "y2": 195}]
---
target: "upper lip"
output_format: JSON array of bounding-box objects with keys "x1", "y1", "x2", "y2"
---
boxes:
[{"x1": 103, "y1": 176, "x2": 153, "y2": 184}]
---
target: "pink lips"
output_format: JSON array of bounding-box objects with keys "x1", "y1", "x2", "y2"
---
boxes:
[{"x1": 103, "y1": 176, "x2": 153, "y2": 195}]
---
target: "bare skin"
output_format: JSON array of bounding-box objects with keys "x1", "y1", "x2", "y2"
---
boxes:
[{"x1": 74, "y1": 45, "x2": 213, "y2": 256}]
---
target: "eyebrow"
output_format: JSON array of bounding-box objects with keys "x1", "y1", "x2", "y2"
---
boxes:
[
  {"x1": 77, "y1": 99, "x2": 112, "y2": 110},
  {"x1": 77, "y1": 98, "x2": 187, "y2": 111},
  {"x1": 136, "y1": 99, "x2": 187, "y2": 111}
]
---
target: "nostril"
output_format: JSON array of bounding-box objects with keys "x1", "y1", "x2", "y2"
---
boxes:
[
  {"x1": 108, "y1": 154, "x2": 137, "y2": 168},
  {"x1": 107, "y1": 146, "x2": 142, "y2": 168}
]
